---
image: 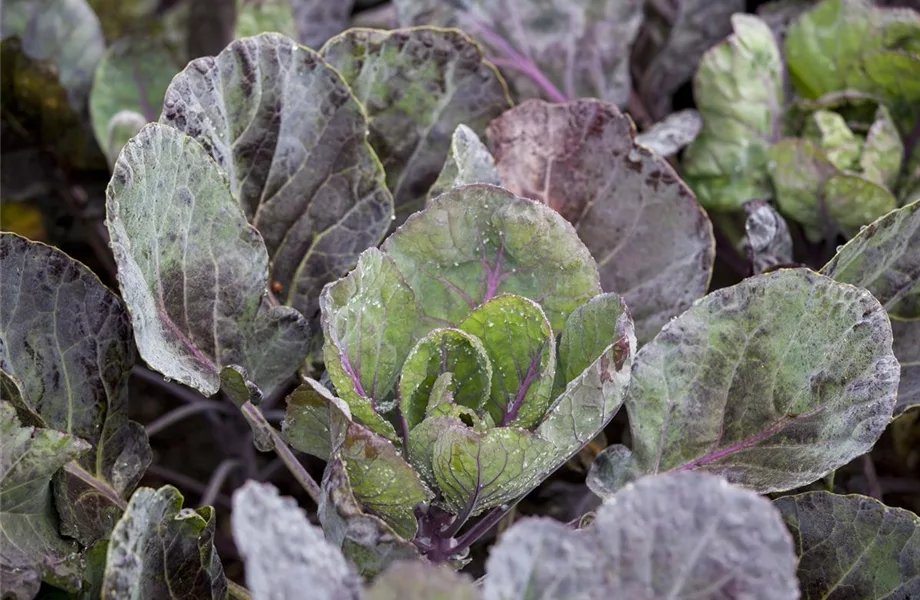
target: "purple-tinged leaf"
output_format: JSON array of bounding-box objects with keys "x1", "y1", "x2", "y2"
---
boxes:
[
  {"x1": 892, "y1": 320, "x2": 919, "y2": 417},
  {"x1": 382, "y1": 184, "x2": 601, "y2": 333},
  {"x1": 106, "y1": 123, "x2": 311, "y2": 398},
  {"x1": 160, "y1": 33, "x2": 393, "y2": 319},
  {"x1": 621, "y1": 269, "x2": 899, "y2": 493},
  {"x1": 231, "y1": 481, "x2": 362, "y2": 600},
  {"x1": 775, "y1": 491, "x2": 920, "y2": 599},
  {"x1": 321, "y1": 27, "x2": 511, "y2": 224},
  {"x1": 320, "y1": 459, "x2": 421, "y2": 578},
  {"x1": 488, "y1": 99, "x2": 714, "y2": 342}
]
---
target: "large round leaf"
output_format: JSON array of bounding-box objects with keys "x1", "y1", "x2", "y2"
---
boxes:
[
  {"x1": 488, "y1": 99, "x2": 714, "y2": 342},
  {"x1": 622, "y1": 268, "x2": 899, "y2": 493},
  {"x1": 160, "y1": 32, "x2": 393, "y2": 318}
]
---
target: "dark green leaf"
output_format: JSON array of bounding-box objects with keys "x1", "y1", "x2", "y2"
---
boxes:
[
  {"x1": 106, "y1": 123, "x2": 311, "y2": 397},
  {"x1": 321, "y1": 27, "x2": 511, "y2": 222},
  {"x1": 488, "y1": 100, "x2": 714, "y2": 342},
  {"x1": 775, "y1": 491, "x2": 920, "y2": 599},
  {"x1": 683, "y1": 14, "x2": 783, "y2": 212},
  {"x1": 622, "y1": 269, "x2": 899, "y2": 493},
  {"x1": 102, "y1": 486, "x2": 227, "y2": 600},
  {"x1": 160, "y1": 32, "x2": 393, "y2": 318},
  {"x1": 0, "y1": 401, "x2": 88, "y2": 596},
  {"x1": 382, "y1": 184, "x2": 602, "y2": 333},
  {"x1": 283, "y1": 378, "x2": 351, "y2": 460},
  {"x1": 231, "y1": 481, "x2": 362, "y2": 600}
]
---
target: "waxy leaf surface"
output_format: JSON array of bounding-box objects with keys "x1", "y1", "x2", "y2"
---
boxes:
[
  {"x1": 742, "y1": 200, "x2": 794, "y2": 275},
  {"x1": 683, "y1": 14, "x2": 783, "y2": 212},
  {"x1": 634, "y1": 109, "x2": 703, "y2": 158},
  {"x1": 775, "y1": 491, "x2": 920, "y2": 599},
  {"x1": 283, "y1": 378, "x2": 352, "y2": 460},
  {"x1": 161, "y1": 33, "x2": 393, "y2": 318},
  {"x1": 0, "y1": 234, "x2": 150, "y2": 545},
  {"x1": 321, "y1": 27, "x2": 511, "y2": 222},
  {"x1": 231, "y1": 481, "x2": 361, "y2": 600},
  {"x1": 106, "y1": 124, "x2": 310, "y2": 397},
  {"x1": 0, "y1": 401, "x2": 88, "y2": 597},
  {"x1": 102, "y1": 486, "x2": 226, "y2": 599},
  {"x1": 90, "y1": 39, "x2": 177, "y2": 165},
  {"x1": 427, "y1": 124, "x2": 501, "y2": 201},
  {"x1": 383, "y1": 184, "x2": 601, "y2": 332},
  {"x1": 822, "y1": 199, "x2": 920, "y2": 320},
  {"x1": 622, "y1": 269, "x2": 899, "y2": 493},
  {"x1": 488, "y1": 100, "x2": 714, "y2": 342}
]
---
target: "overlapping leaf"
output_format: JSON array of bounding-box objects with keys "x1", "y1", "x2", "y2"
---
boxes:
[
  {"x1": 90, "y1": 38, "x2": 178, "y2": 165},
  {"x1": 106, "y1": 123, "x2": 311, "y2": 397},
  {"x1": 427, "y1": 125, "x2": 501, "y2": 201},
  {"x1": 283, "y1": 378, "x2": 352, "y2": 460},
  {"x1": 774, "y1": 491, "x2": 920, "y2": 599},
  {"x1": 0, "y1": 234, "x2": 150, "y2": 545},
  {"x1": 488, "y1": 99, "x2": 714, "y2": 342},
  {"x1": 741, "y1": 200, "x2": 794, "y2": 275},
  {"x1": 683, "y1": 14, "x2": 784, "y2": 212},
  {"x1": 484, "y1": 472, "x2": 799, "y2": 599},
  {"x1": 160, "y1": 33, "x2": 393, "y2": 318},
  {"x1": 0, "y1": 401, "x2": 88, "y2": 598},
  {"x1": 102, "y1": 486, "x2": 227, "y2": 599},
  {"x1": 618, "y1": 269, "x2": 899, "y2": 493},
  {"x1": 231, "y1": 481, "x2": 362, "y2": 600},
  {"x1": 634, "y1": 109, "x2": 703, "y2": 158},
  {"x1": 320, "y1": 27, "x2": 511, "y2": 222}
]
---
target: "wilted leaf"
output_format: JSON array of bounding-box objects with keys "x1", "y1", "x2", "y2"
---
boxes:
[
  {"x1": 774, "y1": 491, "x2": 920, "y2": 599},
  {"x1": 320, "y1": 459, "x2": 421, "y2": 578},
  {"x1": 459, "y1": 295, "x2": 555, "y2": 429},
  {"x1": 621, "y1": 269, "x2": 899, "y2": 493},
  {"x1": 683, "y1": 14, "x2": 783, "y2": 212},
  {"x1": 395, "y1": 0, "x2": 643, "y2": 108},
  {"x1": 0, "y1": 401, "x2": 88, "y2": 596},
  {"x1": 321, "y1": 248, "x2": 420, "y2": 440},
  {"x1": 160, "y1": 33, "x2": 393, "y2": 318},
  {"x1": 106, "y1": 123, "x2": 311, "y2": 397},
  {"x1": 340, "y1": 424, "x2": 432, "y2": 539},
  {"x1": 231, "y1": 481, "x2": 362, "y2": 600},
  {"x1": 292, "y1": 0, "x2": 355, "y2": 48},
  {"x1": 742, "y1": 200, "x2": 794, "y2": 274},
  {"x1": 1, "y1": 0, "x2": 104, "y2": 110},
  {"x1": 634, "y1": 109, "x2": 703, "y2": 157},
  {"x1": 283, "y1": 378, "x2": 352, "y2": 460},
  {"x1": 484, "y1": 472, "x2": 799, "y2": 599},
  {"x1": 102, "y1": 486, "x2": 227, "y2": 599},
  {"x1": 0, "y1": 234, "x2": 151, "y2": 545},
  {"x1": 892, "y1": 320, "x2": 919, "y2": 417},
  {"x1": 427, "y1": 124, "x2": 501, "y2": 201},
  {"x1": 633, "y1": 0, "x2": 745, "y2": 120},
  {"x1": 321, "y1": 27, "x2": 511, "y2": 222},
  {"x1": 235, "y1": 0, "x2": 297, "y2": 39},
  {"x1": 90, "y1": 38, "x2": 178, "y2": 165},
  {"x1": 822, "y1": 199, "x2": 920, "y2": 320},
  {"x1": 433, "y1": 420, "x2": 553, "y2": 517},
  {"x1": 398, "y1": 328, "x2": 492, "y2": 430},
  {"x1": 383, "y1": 184, "x2": 601, "y2": 333},
  {"x1": 367, "y1": 561, "x2": 478, "y2": 600},
  {"x1": 488, "y1": 100, "x2": 714, "y2": 342}
]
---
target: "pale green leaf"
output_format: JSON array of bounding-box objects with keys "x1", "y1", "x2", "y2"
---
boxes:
[
  {"x1": 684, "y1": 14, "x2": 783, "y2": 212},
  {"x1": 775, "y1": 491, "x2": 920, "y2": 599},
  {"x1": 231, "y1": 481, "x2": 362, "y2": 600},
  {"x1": 823, "y1": 173, "x2": 899, "y2": 239},
  {"x1": 102, "y1": 486, "x2": 227, "y2": 600},
  {"x1": 804, "y1": 110, "x2": 863, "y2": 171},
  {"x1": 822, "y1": 199, "x2": 920, "y2": 320},
  {"x1": 860, "y1": 105, "x2": 904, "y2": 189},
  {"x1": 558, "y1": 293, "x2": 631, "y2": 387},
  {"x1": 622, "y1": 269, "x2": 899, "y2": 493},
  {"x1": 398, "y1": 328, "x2": 492, "y2": 430},
  {"x1": 0, "y1": 401, "x2": 88, "y2": 596},
  {"x1": 382, "y1": 184, "x2": 602, "y2": 333},
  {"x1": 90, "y1": 38, "x2": 177, "y2": 165},
  {"x1": 235, "y1": 0, "x2": 297, "y2": 39},
  {"x1": 106, "y1": 123, "x2": 311, "y2": 397},
  {"x1": 283, "y1": 378, "x2": 352, "y2": 460},
  {"x1": 366, "y1": 561, "x2": 479, "y2": 600},
  {"x1": 160, "y1": 33, "x2": 393, "y2": 318},
  {"x1": 459, "y1": 295, "x2": 555, "y2": 429},
  {"x1": 488, "y1": 100, "x2": 714, "y2": 342},
  {"x1": 320, "y1": 248, "x2": 420, "y2": 441},
  {"x1": 321, "y1": 27, "x2": 511, "y2": 222},
  {"x1": 768, "y1": 138, "x2": 838, "y2": 241},
  {"x1": 427, "y1": 124, "x2": 501, "y2": 201}
]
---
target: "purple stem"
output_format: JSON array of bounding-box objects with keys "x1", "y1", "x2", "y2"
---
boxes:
[
  {"x1": 452, "y1": 504, "x2": 512, "y2": 555},
  {"x1": 481, "y1": 242, "x2": 507, "y2": 303},
  {"x1": 500, "y1": 352, "x2": 543, "y2": 426},
  {"x1": 340, "y1": 352, "x2": 369, "y2": 400}
]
